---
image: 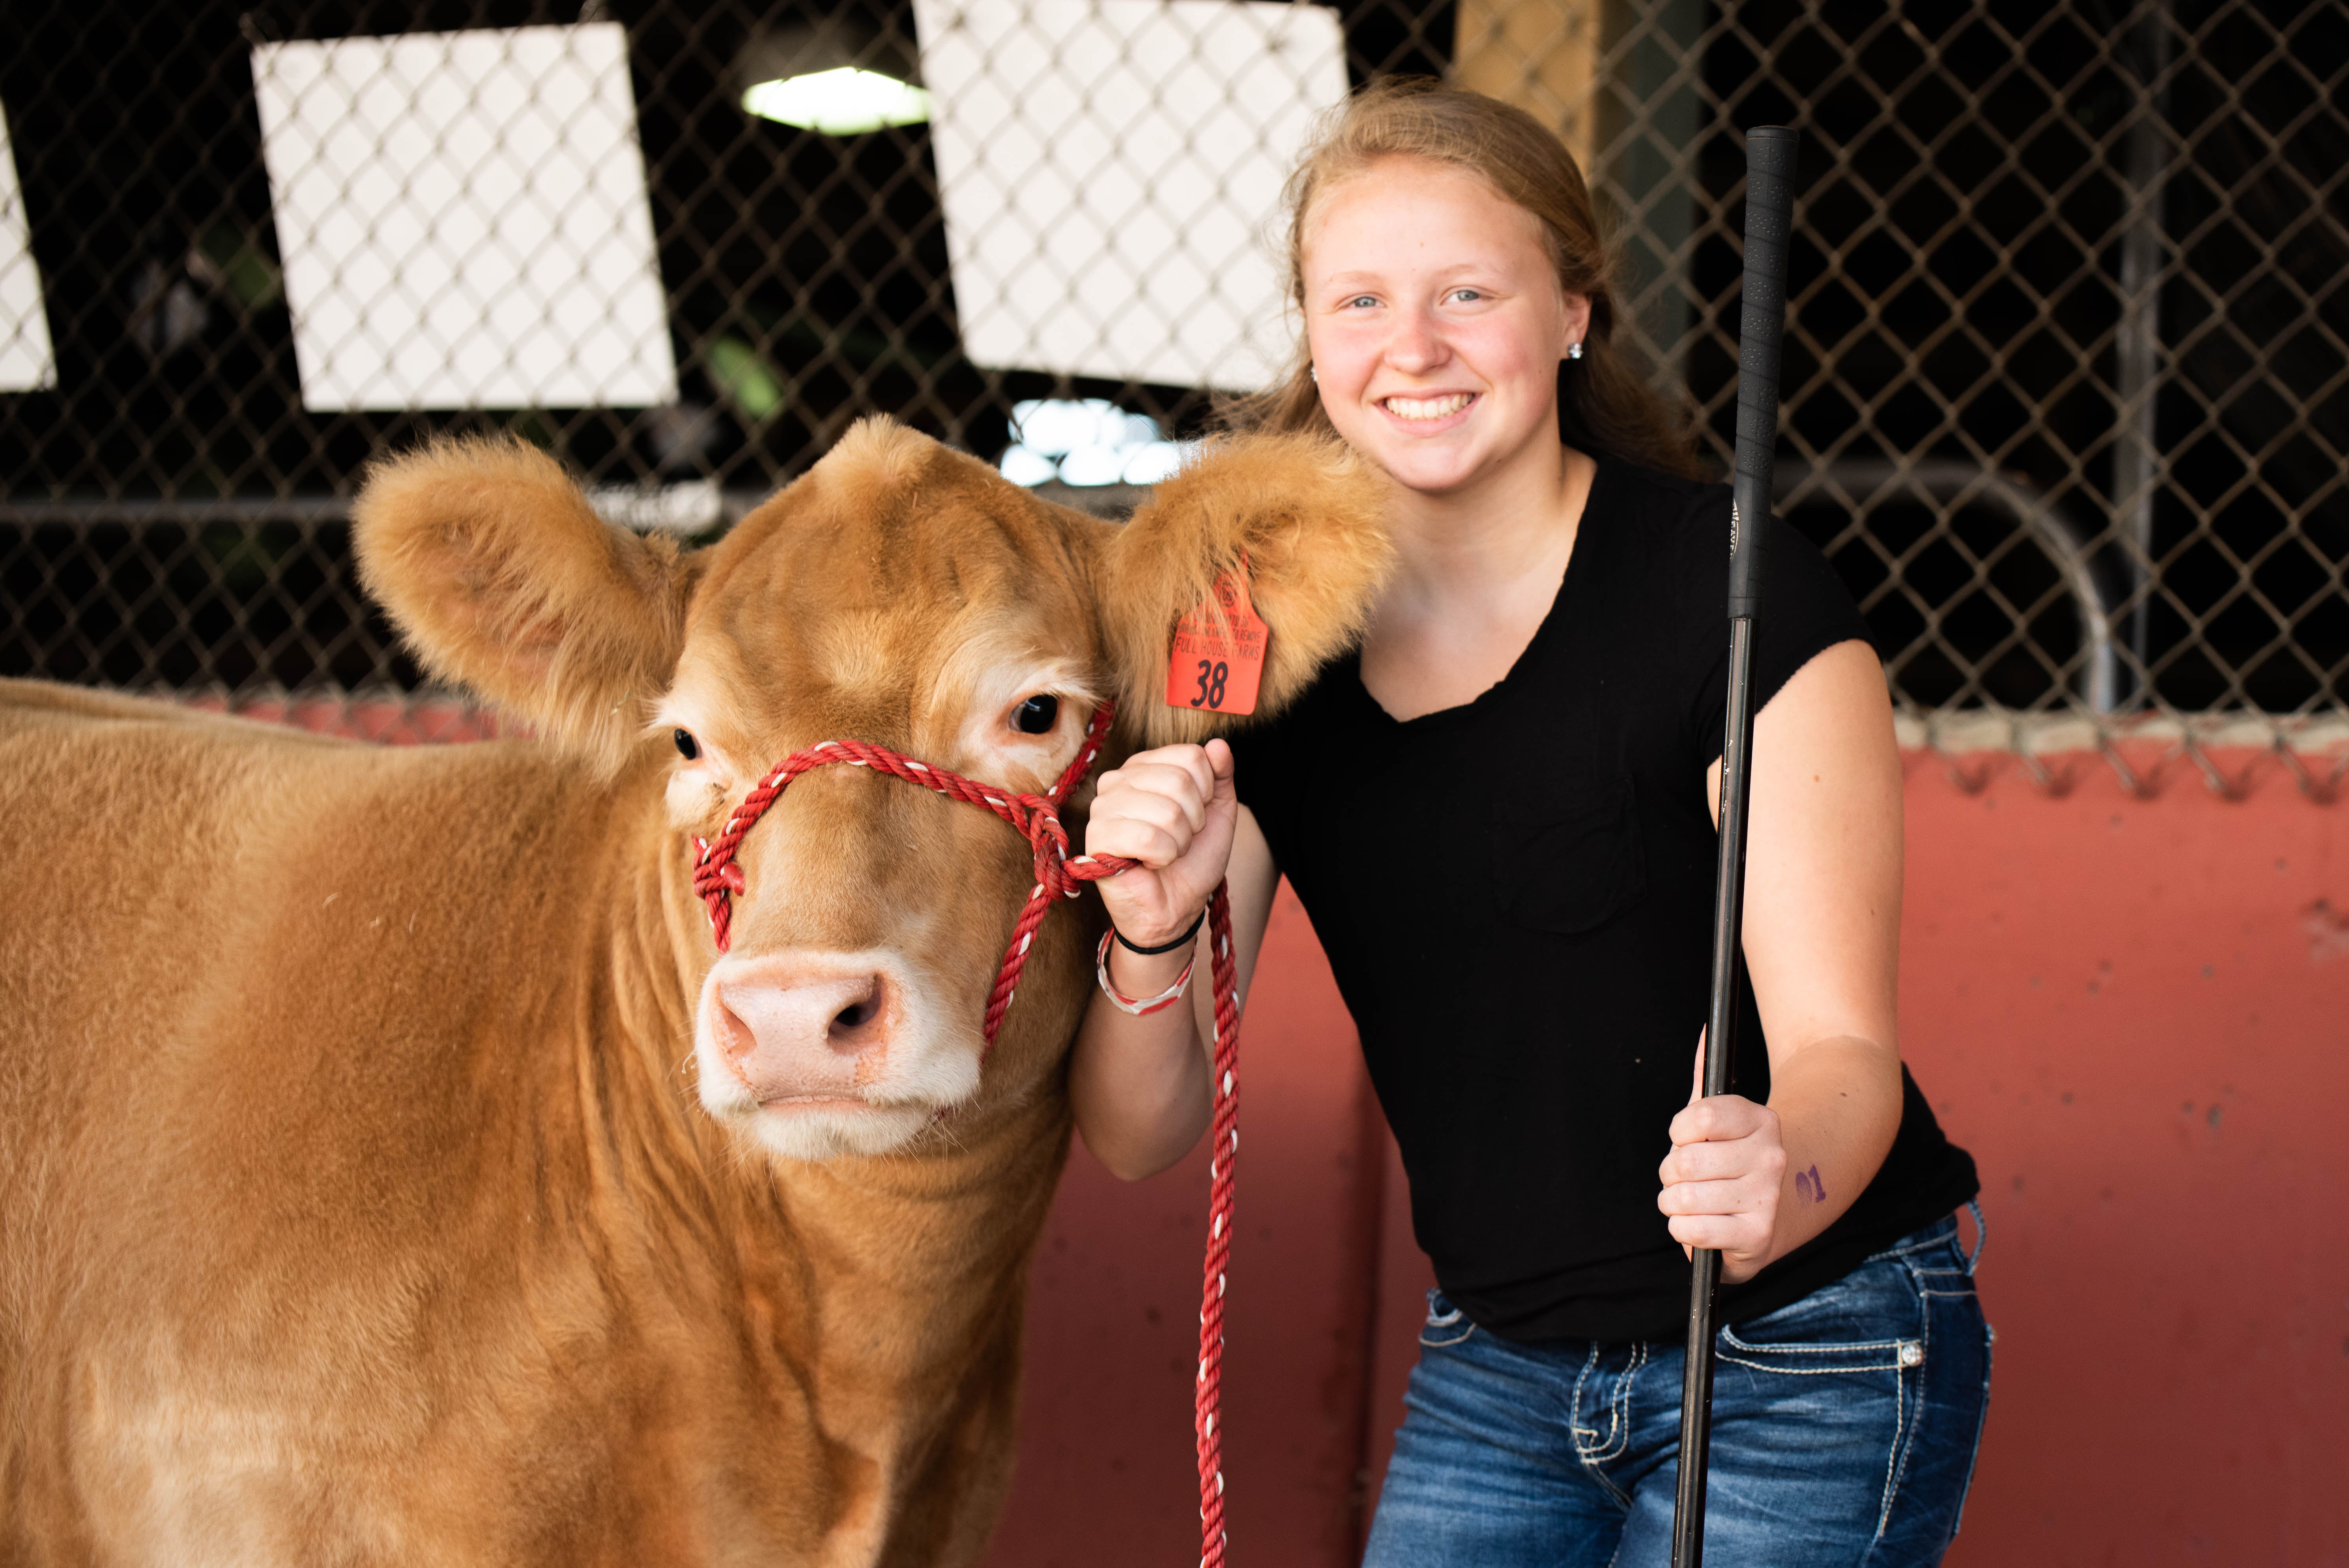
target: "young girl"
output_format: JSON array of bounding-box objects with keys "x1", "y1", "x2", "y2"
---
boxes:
[{"x1": 1070, "y1": 80, "x2": 1989, "y2": 1566}]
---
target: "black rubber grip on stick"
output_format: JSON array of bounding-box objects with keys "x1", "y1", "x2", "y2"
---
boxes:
[{"x1": 1728, "y1": 127, "x2": 1799, "y2": 619}]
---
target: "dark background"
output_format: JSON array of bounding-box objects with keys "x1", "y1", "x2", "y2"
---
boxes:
[{"x1": 0, "y1": 0, "x2": 2340, "y2": 716}]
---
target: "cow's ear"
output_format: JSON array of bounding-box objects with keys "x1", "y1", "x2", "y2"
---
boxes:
[
  {"x1": 1098, "y1": 432, "x2": 1392, "y2": 748},
  {"x1": 353, "y1": 435, "x2": 697, "y2": 772}
]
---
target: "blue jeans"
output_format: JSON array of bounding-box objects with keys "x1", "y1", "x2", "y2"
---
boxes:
[{"x1": 1364, "y1": 1211, "x2": 1992, "y2": 1568}]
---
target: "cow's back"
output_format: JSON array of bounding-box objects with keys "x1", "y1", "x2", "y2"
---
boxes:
[
  {"x1": 0, "y1": 681, "x2": 715, "y2": 1564},
  {"x1": 0, "y1": 680, "x2": 598, "y2": 1218}
]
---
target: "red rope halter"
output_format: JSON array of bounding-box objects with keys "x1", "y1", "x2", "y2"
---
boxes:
[{"x1": 687, "y1": 701, "x2": 1244, "y2": 1568}]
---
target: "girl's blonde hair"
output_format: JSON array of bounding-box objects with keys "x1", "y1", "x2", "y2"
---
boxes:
[{"x1": 1225, "y1": 77, "x2": 1703, "y2": 480}]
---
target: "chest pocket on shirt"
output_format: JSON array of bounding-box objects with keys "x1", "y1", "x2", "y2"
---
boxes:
[{"x1": 1489, "y1": 775, "x2": 1647, "y2": 935}]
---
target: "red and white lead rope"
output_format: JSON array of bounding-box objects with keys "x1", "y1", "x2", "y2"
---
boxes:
[
  {"x1": 1195, "y1": 877, "x2": 1240, "y2": 1568},
  {"x1": 687, "y1": 702, "x2": 1243, "y2": 1568}
]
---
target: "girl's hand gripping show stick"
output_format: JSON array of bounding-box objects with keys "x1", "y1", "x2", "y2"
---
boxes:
[{"x1": 1671, "y1": 123, "x2": 1801, "y2": 1568}]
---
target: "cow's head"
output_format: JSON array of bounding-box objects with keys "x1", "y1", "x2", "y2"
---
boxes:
[{"x1": 353, "y1": 420, "x2": 1388, "y2": 1160}]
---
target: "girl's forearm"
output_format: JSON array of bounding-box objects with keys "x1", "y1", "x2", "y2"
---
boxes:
[
  {"x1": 1068, "y1": 943, "x2": 1215, "y2": 1180},
  {"x1": 1762, "y1": 1034, "x2": 1905, "y2": 1266},
  {"x1": 1072, "y1": 810, "x2": 1278, "y2": 1183}
]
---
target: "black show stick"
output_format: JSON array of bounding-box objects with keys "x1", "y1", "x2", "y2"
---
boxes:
[{"x1": 1669, "y1": 123, "x2": 1800, "y2": 1568}]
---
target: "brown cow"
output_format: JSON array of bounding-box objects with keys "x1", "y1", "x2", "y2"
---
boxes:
[{"x1": 0, "y1": 419, "x2": 1387, "y2": 1567}]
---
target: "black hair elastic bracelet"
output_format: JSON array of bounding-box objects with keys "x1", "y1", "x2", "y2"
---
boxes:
[{"x1": 1111, "y1": 910, "x2": 1204, "y2": 956}]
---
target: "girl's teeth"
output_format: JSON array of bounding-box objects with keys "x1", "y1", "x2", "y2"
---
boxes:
[{"x1": 1385, "y1": 393, "x2": 1472, "y2": 421}]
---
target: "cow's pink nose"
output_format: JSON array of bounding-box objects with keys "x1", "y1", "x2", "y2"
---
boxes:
[{"x1": 713, "y1": 959, "x2": 897, "y2": 1104}]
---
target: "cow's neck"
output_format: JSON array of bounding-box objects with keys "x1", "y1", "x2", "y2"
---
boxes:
[{"x1": 546, "y1": 765, "x2": 1073, "y2": 1551}]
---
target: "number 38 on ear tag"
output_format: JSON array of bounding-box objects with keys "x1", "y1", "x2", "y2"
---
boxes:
[{"x1": 1164, "y1": 561, "x2": 1269, "y2": 716}]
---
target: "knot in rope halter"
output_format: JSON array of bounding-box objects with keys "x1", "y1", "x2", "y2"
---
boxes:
[{"x1": 686, "y1": 700, "x2": 1244, "y2": 1567}]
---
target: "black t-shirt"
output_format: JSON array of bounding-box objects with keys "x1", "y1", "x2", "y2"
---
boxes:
[{"x1": 1227, "y1": 457, "x2": 1979, "y2": 1343}]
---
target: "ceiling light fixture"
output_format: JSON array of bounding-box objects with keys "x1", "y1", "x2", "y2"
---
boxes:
[
  {"x1": 737, "y1": 22, "x2": 929, "y2": 136},
  {"x1": 741, "y1": 66, "x2": 930, "y2": 134}
]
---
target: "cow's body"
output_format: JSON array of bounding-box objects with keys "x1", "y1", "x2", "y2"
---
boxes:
[
  {"x1": 0, "y1": 680, "x2": 1064, "y2": 1565},
  {"x1": 0, "y1": 421, "x2": 1388, "y2": 1565}
]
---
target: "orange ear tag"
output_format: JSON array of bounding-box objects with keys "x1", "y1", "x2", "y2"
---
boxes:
[{"x1": 1164, "y1": 560, "x2": 1269, "y2": 716}]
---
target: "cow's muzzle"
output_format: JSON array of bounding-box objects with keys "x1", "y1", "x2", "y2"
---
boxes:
[
  {"x1": 706, "y1": 952, "x2": 903, "y2": 1105},
  {"x1": 690, "y1": 946, "x2": 980, "y2": 1159}
]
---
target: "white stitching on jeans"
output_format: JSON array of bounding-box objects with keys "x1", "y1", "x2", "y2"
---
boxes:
[
  {"x1": 1571, "y1": 1343, "x2": 1637, "y2": 1505},
  {"x1": 1570, "y1": 1342, "x2": 1601, "y2": 1447},
  {"x1": 1569, "y1": 1344, "x2": 1607, "y2": 1467},
  {"x1": 1420, "y1": 1292, "x2": 1472, "y2": 1346},
  {"x1": 1716, "y1": 1352, "x2": 1909, "y2": 1374},
  {"x1": 1876, "y1": 1346, "x2": 1908, "y2": 1539},
  {"x1": 1595, "y1": 1343, "x2": 1643, "y2": 1462},
  {"x1": 1721, "y1": 1328, "x2": 1911, "y2": 1355},
  {"x1": 1875, "y1": 1257, "x2": 1932, "y2": 1542}
]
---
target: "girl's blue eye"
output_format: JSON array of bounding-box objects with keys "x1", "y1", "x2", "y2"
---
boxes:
[
  {"x1": 1451, "y1": 288, "x2": 1482, "y2": 302},
  {"x1": 1346, "y1": 294, "x2": 1377, "y2": 309}
]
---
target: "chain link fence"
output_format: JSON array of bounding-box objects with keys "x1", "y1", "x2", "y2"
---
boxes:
[{"x1": 2, "y1": 0, "x2": 2342, "y2": 793}]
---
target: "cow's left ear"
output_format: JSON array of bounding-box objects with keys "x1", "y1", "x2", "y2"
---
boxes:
[
  {"x1": 353, "y1": 434, "x2": 698, "y2": 772},
  {"x1": 1096, "y1": 432, "x2": 1392, "y2": 748}
]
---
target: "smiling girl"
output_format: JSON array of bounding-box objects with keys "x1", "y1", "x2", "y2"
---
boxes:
[{"x1": 1071, "y1": 80, "x2": 1989, "y2": 1565}]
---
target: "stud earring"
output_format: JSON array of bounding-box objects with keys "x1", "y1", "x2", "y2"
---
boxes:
[
  {"x1": 1309, "y1": 365, "x2": 1318, "y2": 383},
  {"x1": 1567, "y1": 341, "x2": 1584, "y2": 361}
]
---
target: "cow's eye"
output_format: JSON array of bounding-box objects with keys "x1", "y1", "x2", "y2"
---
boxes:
[
  {"x1": 1012, "y1": 695, "x2": 1059, "y2": 735},
  {"x1": 673, "y1": 728, "x2": 700, "y2": 760}
]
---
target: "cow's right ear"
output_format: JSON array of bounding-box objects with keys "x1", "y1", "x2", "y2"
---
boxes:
[
  {"x1": 353, "y1": 435, "x2": 697, "y2": 771},
  {"x1": 1096, "y1": 432, "x2": 1393, "y2": 749}
]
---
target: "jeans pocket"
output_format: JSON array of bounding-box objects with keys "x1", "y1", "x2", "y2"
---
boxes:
[
  {"x1": 1418, "y1": 1288, "x2": 1475, "y2": 1348},
  {"x1": 1715, "y1": 1323, "x2": 1924, "y2": 1375},
  {"x1": 1720, "y1": 1259, "x2": 1925, "y2": 1375}
]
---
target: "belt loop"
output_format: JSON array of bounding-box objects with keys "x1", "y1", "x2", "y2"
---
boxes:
[{"x1": 1964, "y1": 1199, "x2": 1987, "y2": 1274}]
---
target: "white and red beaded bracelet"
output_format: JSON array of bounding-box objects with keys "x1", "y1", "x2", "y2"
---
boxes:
[{"x1": 1093, "y1": 928, "x2": 1197, "y2": 1016}]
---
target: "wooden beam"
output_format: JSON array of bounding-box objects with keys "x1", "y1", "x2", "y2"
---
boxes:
[{"x1": 1452, "y1": 0, "x2": 1603, "y2": 174}]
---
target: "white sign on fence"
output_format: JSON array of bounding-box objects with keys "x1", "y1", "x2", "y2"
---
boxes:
[
  {"x1": 252, "y1": 23, "x2": 678, "y2": 412},
  {"x1": 0, "y1": 104, "x2": 57, "y2": 394},
  {"x1": 914, "y1": 0, "x2": 1347, "y2": 392}
]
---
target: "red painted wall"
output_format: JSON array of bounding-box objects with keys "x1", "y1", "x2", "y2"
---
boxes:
[
  {"x1": 1902, "y1": 750, "x2": 2346, "y2": 1567},
  {"x1": 982, "y1": 746, "x2": 2349, "y2": 1568}
]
